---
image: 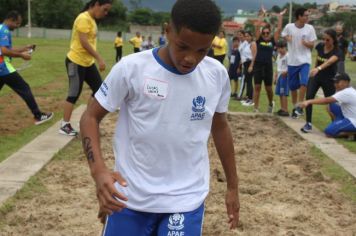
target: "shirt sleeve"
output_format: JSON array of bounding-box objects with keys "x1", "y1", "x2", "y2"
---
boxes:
[
  {"x1": 281, "y1": 24, "x2": 289, "y2": 37},
  {"x1": 215, "y1": 68, "x2": 231, "y2": 113},
  {"x1": 76, "y1": 16, "x2": 90, "y2": 34},
  {"x1": 308, "y1": 25, "x2": 317, "y2": 42},
  {"x1": 95, "y1": 59, "x2": 131, "y2": 112},
  {"x1": 332, "y1": 89, "x2": 351, "y2": 104}
]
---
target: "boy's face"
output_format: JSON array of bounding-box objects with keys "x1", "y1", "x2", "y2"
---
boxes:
[
  {"x1": 166, "y1": 24, "x2": 214, "y2": 74},
  {"x1": 232, "y1": 40, "x2": 239, "y2": 48},
  {"x1": 8, "y1": 16, "x2": 22, "y2": 31},
  {"x1": 277, "y1": 47, "x2": 286, "y2": 55}
]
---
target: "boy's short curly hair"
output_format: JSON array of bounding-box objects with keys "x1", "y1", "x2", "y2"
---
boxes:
[{"x1": 171, "y1": 0, "x2": 221, "y2": 35}]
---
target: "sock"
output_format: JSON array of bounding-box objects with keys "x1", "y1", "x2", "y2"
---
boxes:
[{"x1": 61, "y1": 120, "x2": 70, "y2": 127}]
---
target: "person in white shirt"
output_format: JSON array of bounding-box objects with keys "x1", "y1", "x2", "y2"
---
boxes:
[
  {"x1": 281, "y1": 7, "x2": 317, "y2": 118},
  {"x1": 80, "y1": 0, "x2": 240, "y2": 235},
  {"x1": 298, "y1": 73, "x2": 356, "y2": 138},
  {"x1": 273, "y1": 41, "x2": 289, "y2": 116}
]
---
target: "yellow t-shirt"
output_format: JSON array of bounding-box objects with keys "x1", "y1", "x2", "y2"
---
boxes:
[
  {"x1": 114, "y1": 37, "x2": 123, "y2": 47},
  {"x1": 130, "y1": 36, "x2": 142, "y2": 48},
  {"x1": 67, "y1": 11, "x2": 97, "y2": 67},
  {"x1": 212, "y1": 36, "x2": 227, "y2": 56}
]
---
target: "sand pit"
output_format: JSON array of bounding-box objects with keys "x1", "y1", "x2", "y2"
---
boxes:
[{"x1": 1, "y1": 113, "x2": 356, "y2": 235}]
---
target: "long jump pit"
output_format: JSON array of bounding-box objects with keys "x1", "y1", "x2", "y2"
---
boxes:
[{"x1": 1, "y1": 112, "x2": 355, "y2": 235}]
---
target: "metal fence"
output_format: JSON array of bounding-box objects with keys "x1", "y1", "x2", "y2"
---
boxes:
[{"x1": 14, "y1": 27, "x2": 162, "y2": 42}]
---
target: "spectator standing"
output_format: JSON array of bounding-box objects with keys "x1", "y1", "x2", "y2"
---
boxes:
[
  {"x1": 301, "y1": 29, "x2": 340, "y2": 133},
  {"x1": 281, "y1": 7, "x2": 317, "y2": 118},
  {"x1": 114, "y1": 31, "x2": 123, "y2": 62},
  {"x1": 335, "y1": 24, "x2": 348, "y2": 73},
  {"x1": 228, "y1": 37, "x2": 241, "y2": 98},
  {"x1": 212, "y1": 30, "x2": 227, "y2": 64},
  {"x1": 129, "y1": 32, "x2": 142, "y2": 53},
  {"x1": 274, "y1": 41, "x2": 289, "y2": 116}
]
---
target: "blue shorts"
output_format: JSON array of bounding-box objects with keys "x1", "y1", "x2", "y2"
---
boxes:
[
  {"x1": 324, "y1": 103, "x2": 356, "y2": 137},
  {"x1": 288, "y1": 64, "x2": 310, "y2": 91},
  {"x1": 275, "y1": 74, "x2": 289, "y2": 96},
  {"x1": 102, "y1": 203, "x2": 205, "y2": 236}
]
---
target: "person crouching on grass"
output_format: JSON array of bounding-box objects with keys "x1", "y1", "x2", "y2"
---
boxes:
[
  {"x1": 298, "y1": 73, "x2": 356, "y2": 138},
  {"x1": 80, "y1": 0, "x2": 240, "y2": 235}
]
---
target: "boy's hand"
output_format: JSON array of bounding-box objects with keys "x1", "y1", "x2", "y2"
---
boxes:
[
  {"x1": 93, "y1": 170, "x2": 128, "y2": 219},
  {"x1": 226, "y1": 188, "x2": 240, "y2": 229},
  {"x1": 21, "y1": 52, "x2": 31, "y2": 60},
  {"x1": 309, "y1": 68, "x2": 319, "y2": 77}
]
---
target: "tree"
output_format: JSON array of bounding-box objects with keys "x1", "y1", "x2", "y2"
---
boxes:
[
  {"x1": 32, "y1": 0, "x2": 83, "y2": 29},
  {"x1": 128, "y1": 8, "x2": 153, "y2": 25},
  {"x1": 129, "y1": 0, "x2": 142, "y2": 10},
  {"x1": 0, "y1": 0, "x2": 28, "y2": 23},
  {"x1": 99, "y1": 0, "x2": 127, "y2": 27}
]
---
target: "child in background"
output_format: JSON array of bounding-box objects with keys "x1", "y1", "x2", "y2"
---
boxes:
[
  {"x1": 228, "y1": 37, "x2": 241, "y2": 99},
  {"x1": 274, "y1": 41, "x2": 289, "y2": 116},
  {"x1": 114, "y1": 31, "x2": 123, "y2": 62}
]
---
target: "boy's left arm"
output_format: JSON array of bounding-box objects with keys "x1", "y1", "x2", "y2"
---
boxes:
[{"x1": 211, "y1": 112, "x2": 240, "y2": 229}]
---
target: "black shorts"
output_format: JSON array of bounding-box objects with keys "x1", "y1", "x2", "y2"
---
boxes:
[
  {"x1": 65, "y1": 57, "x2": 102, "y2": 104},
  {"x1": 253, "y1": 61, "x2": 273, "y2": 86}
]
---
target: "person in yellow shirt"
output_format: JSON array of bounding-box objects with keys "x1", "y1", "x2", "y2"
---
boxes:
[
  {"x1": 60, "y1": 0, "x2": 112, "y2": 136},
  {"x1": 114, "y1": 31, "x2": 123, "y2": 62},
  {"x1": 129, "y1": 32, "x2": 142, "y2": 53},
  {"x1": 212, "y1": 30, "x2": 227, "y2": 64}
]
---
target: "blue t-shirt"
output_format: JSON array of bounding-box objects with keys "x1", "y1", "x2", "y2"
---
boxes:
[{"x1": 0, "y1": 24, "x2": 14, "y2": 76}]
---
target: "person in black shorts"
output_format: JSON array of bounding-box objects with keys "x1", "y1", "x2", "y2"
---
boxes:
[
  {"x1": 249, "y1": 9, "x2": 286, "y2": 113},
  {"x1": 301, "y1": 29, "x2": 341, "y2": 133}
]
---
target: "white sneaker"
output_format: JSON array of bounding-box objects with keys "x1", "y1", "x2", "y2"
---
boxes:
[{"x1": 267, "y1": 101, "x2": 275, "y2": 113}]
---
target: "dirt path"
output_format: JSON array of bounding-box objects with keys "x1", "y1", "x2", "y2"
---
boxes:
[{"x1": 1, "y1": 113, "x2": 356, "y2": 236}]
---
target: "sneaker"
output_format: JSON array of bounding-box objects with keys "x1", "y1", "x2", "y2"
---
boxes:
[
  {"x1": 295, "y1": 106, "x2": 304, "y2": 116},
  {"x1": 267, "y1": 101, "x2": 275, "y2": 113},
  {"x1": 242, "y1": 99, "x2": 254, "y2": 106},
  {"x1": 276, "y1": 109, "x2": 289, "y2": 117},
  {"x1": 59, "y1": 123, "x2": 78, "y2": 136},
  {"x1": 301, "y1": 122, "x2": 312, "y2": 133},
  {"x1": 34, "y1": 112, "x2": 54, "y2": 125},
  {"x1": 291, "y1": 108, "x2": 299, "y2": 119}
]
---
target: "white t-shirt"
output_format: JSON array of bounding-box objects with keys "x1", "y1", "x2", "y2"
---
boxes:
[
  {"x1": 281, "y1": 23, "x2": 317, "y2": 66},
  {"x1": 239, "y1": 40, "x2": 252, "y2": 63},
  {"x1": 276, "y1": 53, "x2": 288, "y2": 77},
  {"x1": 332, "y1": 87, "x2": 356, "y2": 127},
  {"x1": 95, "y1": 48, "x2": 231, "y2": 213}
]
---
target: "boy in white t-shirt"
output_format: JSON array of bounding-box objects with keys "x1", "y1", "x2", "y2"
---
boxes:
[
  {"x1": 80, "y1": 0, "x2": 240, "y2": 235},
  {"x1": 298, "y1": 73, "x2": 356, "y2": 138},
  {"x1": 274, "y1": 41, "x2": 289, "y2": 116},
  {"x1": 281, "y1": 7, "x2": 317, "y2": 118}
]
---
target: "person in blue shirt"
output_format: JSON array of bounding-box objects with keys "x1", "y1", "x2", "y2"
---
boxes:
[{"x1": 0, "y1": 11, "x2": 53, "y2": 125}]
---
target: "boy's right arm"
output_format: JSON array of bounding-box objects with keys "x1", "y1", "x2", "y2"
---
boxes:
[{"x1": 80, "y1": 99, "x2": 128, "y2": 217}]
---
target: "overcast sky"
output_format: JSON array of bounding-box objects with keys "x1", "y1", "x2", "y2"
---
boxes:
[{"x1": 122, "y1": 0, "x2": 356, "y2": 14}]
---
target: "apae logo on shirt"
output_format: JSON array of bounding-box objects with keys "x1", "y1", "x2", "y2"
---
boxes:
[{"x1": 190, "y1": 96, "x2": 206, "y2": 121}]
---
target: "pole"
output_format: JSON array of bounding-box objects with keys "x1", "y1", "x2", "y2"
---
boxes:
[
  {"x1": 27, "y1": 0, "x2": 31, "y2": 38},
  {"x1": 289, "y1": 0, "x2": 292, "y2": 23}
]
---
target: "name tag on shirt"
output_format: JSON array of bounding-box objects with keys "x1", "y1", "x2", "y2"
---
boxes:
[
  {"x1": 230, "y1": 55, "x2": 235, "y2": 64},
  {"x1": 144, "y1": 78, "x2": 168, "y2": 99}
]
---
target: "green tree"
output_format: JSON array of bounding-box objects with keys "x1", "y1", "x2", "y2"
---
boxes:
[
  {"x1": 32, "y1": 0, "x2": 83, "y2": 29},
  {"x1": 151, "y1": 12, "x2": 170, "y2": 26},
  {"x1": 128, "y1": 8, "x2": 153, "y2": 25},
  {"x1": 100, "y1": 0, "x2": 127, "y2": 27},
  {"x1": 0, "y1": 0, "x2": 28, "y2": 23}
]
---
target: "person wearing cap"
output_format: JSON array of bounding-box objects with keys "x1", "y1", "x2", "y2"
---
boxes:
[{"x1": 298, "y1": 73, "x2": 356, "y2": 138}]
